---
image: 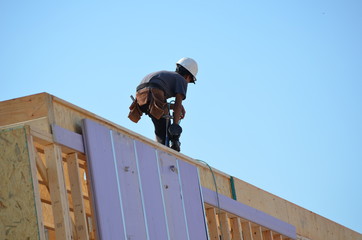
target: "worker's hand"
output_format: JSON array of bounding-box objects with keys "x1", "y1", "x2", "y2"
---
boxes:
[{"x1": 181, "y1": 105, "x2": 186, "y2": 119}]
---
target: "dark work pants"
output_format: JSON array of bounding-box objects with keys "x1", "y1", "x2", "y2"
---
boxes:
[
  {"x1": 138, "y1": 88, "x2": 168, "y2": 145},
  {"x1": 150, "y1": 115, "x2": 167, "y2": 145}
]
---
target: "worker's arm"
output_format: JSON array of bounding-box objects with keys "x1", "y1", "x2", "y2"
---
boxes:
[{"x1": 173, "y1": 94, "x2": 184, "y2": 124}]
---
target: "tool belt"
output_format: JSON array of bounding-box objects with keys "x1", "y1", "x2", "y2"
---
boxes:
[{"x1": 128, "y1": 84, "x2": 167, "y2": 123}]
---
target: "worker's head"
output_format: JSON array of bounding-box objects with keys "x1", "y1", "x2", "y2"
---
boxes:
[{"x1": 176, "y1": 57, "x2": 198, "y2": 84}]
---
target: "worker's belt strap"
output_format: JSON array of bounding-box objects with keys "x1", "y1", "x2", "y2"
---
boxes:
[{"x1": 136, "y1": 82, "x2": 162, "y2": 92}]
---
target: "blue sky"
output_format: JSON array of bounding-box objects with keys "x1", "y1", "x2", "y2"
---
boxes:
[{"x1": 1, "y1": 0, "x2": 361, "y2": 234}]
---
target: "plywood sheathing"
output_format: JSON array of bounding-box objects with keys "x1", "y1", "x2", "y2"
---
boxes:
[{"x1": 0, "y1": 127, "x2": 45, "y2": 239}]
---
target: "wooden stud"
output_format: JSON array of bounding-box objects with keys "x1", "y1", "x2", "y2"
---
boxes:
[
  {"x1": 45, "y1": 144, "x2": 73, "y2": 240},
  {"x1": 67, "y1": 152, "x2": 90, "y2": 240},
  {"x1": 48, "y1": 229, "x2": 56, "y2": 240},
  {"x1": 273, "y1": 233, "x2": 283, "y2": 240},
  {"x1": 230, "y1": 217, "x2": 242, "y2": 240},
  {"x1": 262, "y1": 230, "x2": 273, "y2": 240},
  {"x1": 219, "y1": 212, "x2": 231, "y2": 240},
  {"x1": 36, "y1": 151, "x2": 49, "y2": 190},
  {"x1": 26, "y1": 128, "x2": 47, "y2": 240},
  {"x1": 252, "y1": 226, "x2": 264, "y2": 240},
  {"x1": 84, "y1": 162, "x2": 97, "y2": 240},
  {"x1": 206, "y1": 208, "x2": 220, "y2": 240},
  {"x1": 241, "y1": 221, "x2": 254, "y2": 240}
]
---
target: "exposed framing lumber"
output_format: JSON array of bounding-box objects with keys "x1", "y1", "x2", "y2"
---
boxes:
[
  {"x1": 67, "y1": 153, "x2": 90, "y2": 240},
  {"x1": 252, "y1": 226, "x2": 263, "y2": 240},
  {"x1": 220, "y1": 212, "x2": 231, "y2": 240},
  {"x1": 241, "y1": 221, "x2": 254, "y2": 240},
  {"x1": 45, "y1": 144, "x2": 73, "y2": 240},
  {"x1": 26, "y1": 127, "x2": 47, "y2": 240},
  {"x1": 84, "y1": 161, "x2": 97, "y2": 240},
  {"x1": 202, "y1": 187, "x2": 296, "y2": 239},
  {"x1": 206, "y1": 208, "x2": 219, "y2": 240},
  {"x1": 273, "y1": 233, "x2": 283, "y2": 240},
  {"x1": 36, "y1": 151, "x2": 49, "y2": 189},
  {"x1": 263, "y1": 230, "x2": 273, "y2": 240},
  {"x1": 231, "y1": 217, "x2": 242, "y2": 240}
]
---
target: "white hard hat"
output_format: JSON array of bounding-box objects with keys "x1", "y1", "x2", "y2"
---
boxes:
[{"x1": 176, "y1": 57, "x2": 198, "y2": 82}]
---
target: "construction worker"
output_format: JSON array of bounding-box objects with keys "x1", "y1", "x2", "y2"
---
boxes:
[{"x1": 128, "y1": 57, "x2": 198, "y2": 152}]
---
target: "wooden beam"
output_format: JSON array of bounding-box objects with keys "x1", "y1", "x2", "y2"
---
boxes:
[
  {"x1": 38, "y1": 181, "x2": 92, "y2": 216},
  {"x1": 273, "y1": 234, "x2": 283, "y2": 240},
  {"x1": 67, "y1": 153, "x2": 90, "y2": 240},
  {"x1": 0, "y1": 93, "x2": 49, "y2": 129},
  {"x1": 219, "y1": 212, "x2": 231, "y2": 240},
  {"x1": 230, "y1": 217, "x2": 242, "y2": 240},
  {"x1": 45, "y1": 144, "x2": 73, "y2": 240},
  {"x1": 36, "y1": 151, "x2": 49, "y2": 189},
  {"x1": 263, "y1": 230, "x2": 273, "y2": 240},
  {"x1": 84, "y1": 162, "x2": 97, "y2": 240},
  {"x1": 252, "y1": 226, "x2": 264, "y2": 240},
  {"x1": 26, "y1": 127, "x2": 47, "y2": 240},
  {"x1": 206, "y1": 208, "x2": 219, "y2": 240},
  {"x1": 241, "y1": 221, "x2": 254, "y2": 240}
]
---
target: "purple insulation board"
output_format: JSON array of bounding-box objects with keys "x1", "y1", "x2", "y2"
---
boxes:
[
  {"x1": 157, "y1": 151, "x2": 189, "y2": 240},
  {"x1": 135, "y1": 141, "x2": 169, "y2": 240},
  {"x1": 82, "y1": 119, "x2": 126, "y2": 240},
  {"x1": 82, "y1": 119, "x2": 208, "y2": 240}
]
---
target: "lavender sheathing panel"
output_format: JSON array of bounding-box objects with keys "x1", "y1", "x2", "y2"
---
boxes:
[{"x1": 82, "y1": 119, "x2": 126, "y2": 240}]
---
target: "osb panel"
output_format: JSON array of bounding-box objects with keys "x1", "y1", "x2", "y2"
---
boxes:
[
  {"x1": 0, "y1": 127, "x2": 41, "y2": 239},
  {"x1": 0, "y1": 93, "x2": 50, "y2": 131}
]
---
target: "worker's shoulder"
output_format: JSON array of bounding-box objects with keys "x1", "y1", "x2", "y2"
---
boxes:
[
  {"x1": 158, "y1": 70, "x2": 178, "y2": 75},
  {"x1": 152, "y1": 70, "x2": 182, "y2": 79}
]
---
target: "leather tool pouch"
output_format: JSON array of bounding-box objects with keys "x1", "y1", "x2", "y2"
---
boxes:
[
  {"x1": 128, "y1": 100, "x2": 142, "y2": 123},
  {"x1": 129, "y1": 87, "x2": 167, "y2": 122},
  {"x1": 149, "y1": 88, "x2": 167, "y2": 120},
  {"x1": 136, "y1": 88, "x2": 149, "y2": 106}
]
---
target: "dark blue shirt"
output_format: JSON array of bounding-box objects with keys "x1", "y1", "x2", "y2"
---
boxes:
[{"x1": 139, "y1": 71, "x2": 188, "y2": 100}]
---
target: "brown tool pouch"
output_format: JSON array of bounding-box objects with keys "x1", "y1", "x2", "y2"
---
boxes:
[
  {"x1": 128, "y1": 100, "x2": 142, "y2": 123},
  {"x1": 129, "y1": 87, "x2": 167, "y2": 122},
  {"x1": 149, "y1": 88, "x2": 167, "y2": 119},
  {"x1": 136, "y1": 88, "x2": 149, "y2": 106}
]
